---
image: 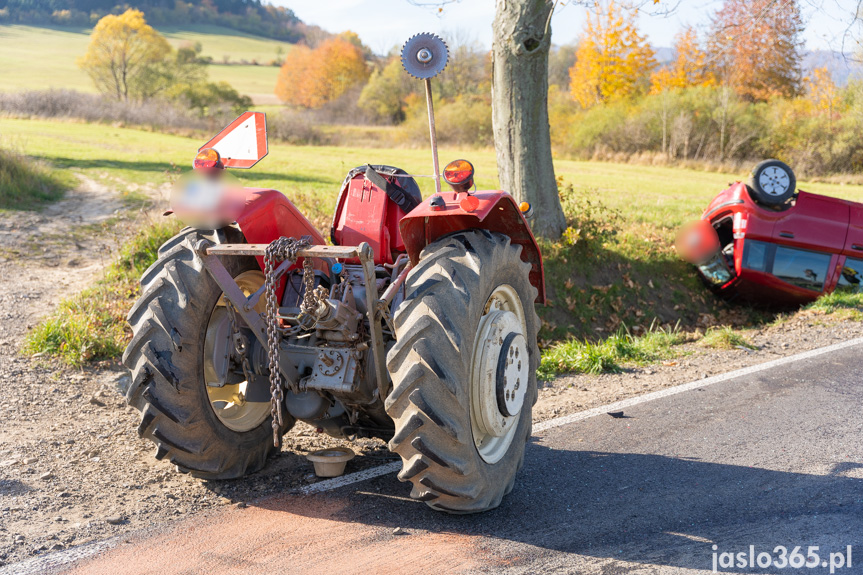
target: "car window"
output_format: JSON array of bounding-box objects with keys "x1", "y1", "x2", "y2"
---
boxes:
[
  {"x1": 837, "y1": 257, "x2": 863, "y2": 293},
  {"x1": 772, "y1": 246, "x2": 830, "y2": 291},
  {"x1": 742, "y1": 240, "x2": 769, "y2": 272}
]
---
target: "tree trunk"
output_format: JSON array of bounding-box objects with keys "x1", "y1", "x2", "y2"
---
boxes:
[{"x1": 492, "y1": 0, "x2": 566, "y2": 240}]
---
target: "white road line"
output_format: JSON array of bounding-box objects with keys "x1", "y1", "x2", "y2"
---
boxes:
[
  {"x1": 296, "y1": 461, "x2": 402, "y2": 495},
  {"x1": 534, "y1": 336, "x2": 863, "y2": 432},
  {"x1": 5, "y1": 336, "x2": 862, "y2": 575}
]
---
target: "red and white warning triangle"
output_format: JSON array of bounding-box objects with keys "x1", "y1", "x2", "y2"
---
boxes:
[{"x1": 199, "y1": 111, "x2": 268, "y2": 169}]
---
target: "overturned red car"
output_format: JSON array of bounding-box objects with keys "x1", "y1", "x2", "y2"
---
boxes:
[{"x1": 679, "y1": 159, "x2": 863, "y2": 306}]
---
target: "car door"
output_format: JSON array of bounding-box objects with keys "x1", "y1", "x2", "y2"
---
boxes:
[
  {"x1": 772, "y1": 191, "x2": 849, "y2": 253},
  {"x1": 842, "y1": 203, "x2": 863, "y2": 258}
]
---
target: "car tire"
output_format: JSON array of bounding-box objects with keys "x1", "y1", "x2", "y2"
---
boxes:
[{"x1": 748, "y1": 159, "x2": 796, "y2": 207}]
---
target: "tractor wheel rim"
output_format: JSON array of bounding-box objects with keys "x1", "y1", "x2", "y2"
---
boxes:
[
  {"x1": 470, "y1": 284, "x2": 528, "y2": 464},
  {"x1": 204, "y1": 270, "x2": 270, "y2": 433}
]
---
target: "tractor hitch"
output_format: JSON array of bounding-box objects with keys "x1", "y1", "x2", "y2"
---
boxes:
[{"x1": 197, "y1": 240, "x2": 390, "y2": 403}]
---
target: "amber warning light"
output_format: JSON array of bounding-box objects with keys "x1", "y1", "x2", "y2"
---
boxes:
[
  {"x1": 443, "y1": 159, "x2": 474, "y2": 192},
  {"x1": 194, "y1": 148, "x2": 221, "y2": 170}
]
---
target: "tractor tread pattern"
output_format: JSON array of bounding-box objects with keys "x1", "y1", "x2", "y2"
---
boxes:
[
  {"x1": 122, "y1": 228, "x2": 292, "y2": 480},
  {"x1": 385, "y1": 230, "x2": 540, "y2": 513}
]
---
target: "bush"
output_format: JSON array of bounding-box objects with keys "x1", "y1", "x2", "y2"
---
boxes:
[
  {"x1": 557, "y1": 180, "x2": 623, "y2": 252},
  {"x1": 550, "y1": 83, "x2": 863, "y2": 176},
  {"x1": 400, "y1": 95, "x2": 493, "y2": 147},
  {"x1": 269, "y1": 110, "x2": 325, "y2": 145}
]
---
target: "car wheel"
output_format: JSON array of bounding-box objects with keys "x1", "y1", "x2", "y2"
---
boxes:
[{"x1": 748, "y1": 159, "x2": 796, "y2": 207}]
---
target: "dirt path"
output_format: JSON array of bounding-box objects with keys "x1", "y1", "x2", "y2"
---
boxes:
[
  {"x1": 1, "y1": 177, "x2": 863, "y2": 569},
  {"x1": 0, "y1": 176, "x2": 128, "y2": 312}
]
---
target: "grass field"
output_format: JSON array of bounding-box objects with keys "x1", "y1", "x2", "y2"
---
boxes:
[
  {"x1": 8, "y1": 116, "x2": 863, "y2": 368},
  {"x1": 0, "y1": 25, "x2": 286, "y2": 104}
]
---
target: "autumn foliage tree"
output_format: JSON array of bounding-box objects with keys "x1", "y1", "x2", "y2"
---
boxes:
[
  {"x1": 78, "y1": 9, "x2": 171, "y2": 101},
  {"x1": 276, "y1": 34, "x2": 370, "y2": 108},
  {"x1": 649, "y1": 26, "x2": 715, "y2": 93},
  {"x1": 708, "y1": 0, "x2": 804, "y2": 101},
  {"x1": 569, "y1": 0, "x2": 655, "y2": 108},
  {"x1": 807, "y1": 67, "x2": 840, "y2": 116}
]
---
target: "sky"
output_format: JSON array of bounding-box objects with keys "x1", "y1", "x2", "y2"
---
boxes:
[{"x1": 277, "y1": 0, "x2": 861, "y2": 56}]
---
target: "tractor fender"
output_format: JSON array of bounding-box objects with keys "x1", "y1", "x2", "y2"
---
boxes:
[
  {"x1": 399, "y1": 190, "x2": 546, "y2": 303},
  {"x1": 233, "y1": 188, "x2": 328, "y2": 280}
]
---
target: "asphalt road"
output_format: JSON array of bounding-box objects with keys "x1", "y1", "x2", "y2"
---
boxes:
[{"x1": 18, "y1": 344, "x2": 863, "y2": 574}]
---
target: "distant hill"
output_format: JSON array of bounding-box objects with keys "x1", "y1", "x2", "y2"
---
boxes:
[
  {"x1": 653, "y1": 46, "x2": 861, "y2": 85},
  {"x1": 0, "y1": 0, "x2": 317, "y2": 43},
  {"x1": 804, "y1": 50, "x2": 862, "y2": 86}
]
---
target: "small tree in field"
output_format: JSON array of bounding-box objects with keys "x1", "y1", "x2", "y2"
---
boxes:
[
  {"x1": 358, "y1": 58, "x2": 415, "y2": 123},
  {"x1": 276, "y1": 35, "x2": 369, "y2": 108},
  {"x1": 78, "y1": 9, "x2": 171, "y2": 102}
]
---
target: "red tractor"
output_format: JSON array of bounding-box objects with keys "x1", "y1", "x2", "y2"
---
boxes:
[{"x1": 121, "y1": 34, "x2": 545, "y2": 513}]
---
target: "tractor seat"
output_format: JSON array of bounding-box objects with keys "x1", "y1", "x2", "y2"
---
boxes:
[
  {"x1": 331, "y1": 165, "x2": 423, "y2": 264},
  {"x1": 343, "y1": 165, "x2": 422, "y2": 207}
]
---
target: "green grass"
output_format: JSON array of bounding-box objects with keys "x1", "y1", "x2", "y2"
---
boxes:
[
  {"x1": 22, "y1": 219, "x2": 182, "y2": 366},
  {"x1": 698, "y1": 326, "x2": 757, "y2": 350},
  {"x1": 804, "y1": 290, "x2": 863, "y2": 320},
  {"x1": 0, "y1": 146, "x2": 71, "y2": 209},
  {"x1": 537, "y1": 324, "x2": 687, "y2": 380},
  {"x1": 11, "y1": 116, "x2": 863, "y2": 368},
  {"x1": 0, "y1": 24, "x2": 287, "y2": 104}
]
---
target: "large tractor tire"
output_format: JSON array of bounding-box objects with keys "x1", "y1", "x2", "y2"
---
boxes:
[
  {"x1": 122, "y1": 227, "x2": 293, "y2": 479},
  {"x1": 385, "y1": 230, "x2": 540, "y2": 513}
]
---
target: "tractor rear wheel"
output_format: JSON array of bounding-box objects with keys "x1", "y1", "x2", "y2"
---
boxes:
[
  {"x1": 385, "y1": 230, "x2": 540, "y2": 513},
  {"x1": 122, "y1": 227, "x2": 293, "y2": 479}
]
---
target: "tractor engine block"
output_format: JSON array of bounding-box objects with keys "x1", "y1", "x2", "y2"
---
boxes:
[{"x1": 276, "y1": 260, "x2": 403, "y2": 439}]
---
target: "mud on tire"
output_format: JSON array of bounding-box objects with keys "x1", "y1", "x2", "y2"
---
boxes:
[
  {"x1": 121, "y1": 227, "x2": 293, "y2": 479},
  {"x1": 385, "y1": 230, "x2": 540, "y2": 513}
]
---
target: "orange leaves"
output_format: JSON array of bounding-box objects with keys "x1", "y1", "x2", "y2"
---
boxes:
[
  {"x1": 707, "y1": 0, "x2": 804, "y2": 102},
  {"x1": 569, "y1": 0, "x2": 655, "y2": 109},
  {"x1": 275, "y1": 35, "x2": 370, "y2": 108}
]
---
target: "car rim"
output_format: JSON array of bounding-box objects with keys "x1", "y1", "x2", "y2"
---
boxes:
[
  {"x1": 469, "y1": 284, "x2": 529, "y2": 464},
  {"x1": 203, "y1": 270, "x2": 270, "y2": 433},
  {"x1": 759, "y1": 166, "x2": 790, "y2": 196}
]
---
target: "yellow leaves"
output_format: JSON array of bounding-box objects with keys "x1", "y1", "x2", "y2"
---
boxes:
[
  {"x1": 569, "y1": 0, "x2": 655, "y2": 108},
  {"x1": 649, "y1": 26, "x2": 715, "y2": 94},
  {"x1": 78, "y1": 9, "x2": 171, "y2": 100},
  {"x1": 806, "y1": 66, "x2": 840, "y2": 116},
  {"x1": 276, "y1": 36, "x2": 370, "y2": 108}
]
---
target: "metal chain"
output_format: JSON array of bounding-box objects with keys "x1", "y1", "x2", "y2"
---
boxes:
[
  {"x1": 302, "y1": 258, "x2": 316, "y2": 311},
  {"x1": 264, "y1": 236, "x2": 312, "y2": 447}
]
